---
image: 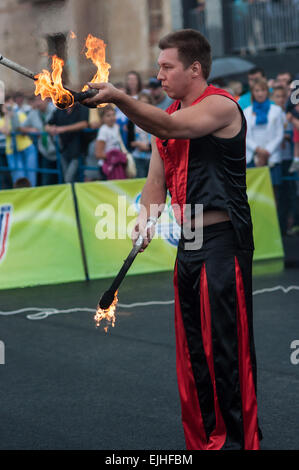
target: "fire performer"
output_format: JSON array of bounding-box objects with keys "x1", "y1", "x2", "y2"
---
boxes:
[{"x1": 83, "y1": 29, "x2": 261, "y2": 450}]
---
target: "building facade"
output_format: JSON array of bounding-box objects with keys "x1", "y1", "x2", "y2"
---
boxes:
[{"x1": 0, "y1": 0, "x2": 174, "y2": 94}]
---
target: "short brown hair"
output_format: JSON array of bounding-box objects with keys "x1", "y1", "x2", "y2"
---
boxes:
[
  {"x1": 251, "y1": 77, "x2": 269, "y2": 101},
  {"x1": 158, "y1": 29, "x2": 212, "y2": 80},
  {"x1": 250, "y1": 77, "x2": 269, "y2": 92},
  {"x1": 100, "y1": 104, "x2": 115, "y2": 118}
]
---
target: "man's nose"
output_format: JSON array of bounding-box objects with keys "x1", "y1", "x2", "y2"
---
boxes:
[{"x1": 157, "y1": 69, "x2": 164, "y2": 81}]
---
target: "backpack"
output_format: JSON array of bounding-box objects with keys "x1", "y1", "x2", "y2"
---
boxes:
[{"x1": 102, "y1": 149, "x2": 127, "y2": 180}]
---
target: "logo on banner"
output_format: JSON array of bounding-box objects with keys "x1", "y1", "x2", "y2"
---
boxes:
[
  {"x1": 0, "y1": 205, "x2": 13, "y2": 263},
  {"x1": 134, "y1": 193, "x2": 181, "y2": 247}
]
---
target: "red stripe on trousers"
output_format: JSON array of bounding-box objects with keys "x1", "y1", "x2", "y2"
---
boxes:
[
  {"x1": 235, "y1": 257, "x2": 260, "y2": 450},
  {"x1": 174, "y1": 262, "x2": 226, "y2": 450}
]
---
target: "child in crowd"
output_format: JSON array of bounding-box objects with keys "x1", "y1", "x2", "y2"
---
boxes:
[{"x1": 95, "y1": 105, "x2": 127, "y2": 180}]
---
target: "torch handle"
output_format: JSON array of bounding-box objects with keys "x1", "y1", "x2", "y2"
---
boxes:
[
  {"x1": 0, "y1": 54, "x2": 36, "y2": 80},
  {"x1": 106, "y1": 218, "x2": 157, "y2": 295}
]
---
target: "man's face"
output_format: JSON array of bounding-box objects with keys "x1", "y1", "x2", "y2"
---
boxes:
[
  {"x1": 149, "y1": 86, "x2": 164, "y2": 101},
  {"x1": 273, "y1": 90, "x2": 286, "y2": 109},
  {"x1": 252, "y1": 85, "x2": 268, "y2": 103},
  {"x1": 34, "y1": 96, "x2": 48, "y2": 111},
  {"x1": 248, "y1": 72, "x2": 263, "y2": 89},
  {"x1": 157, "y1": 48, "x2": 193, "y2": 100},
  {"x1": 276, "y1": 73, "x2": 291, "y2": 88}
]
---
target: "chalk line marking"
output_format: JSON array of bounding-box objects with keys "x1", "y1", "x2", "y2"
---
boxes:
[{"x1": 0, "y1": 285, "x2": 298, "y2": 321}]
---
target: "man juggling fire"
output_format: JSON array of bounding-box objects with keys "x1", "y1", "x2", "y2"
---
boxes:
[{"x1": 84, "y1": 29, "x2": 261, "y2": 451}]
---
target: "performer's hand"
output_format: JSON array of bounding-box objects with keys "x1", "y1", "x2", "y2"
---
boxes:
[
  {"x1": 82, "y1": 82, "x2": 123, "y2": 107},
  {"x1": 131, "y1": 219, "x2": 156, "y2": 252}
]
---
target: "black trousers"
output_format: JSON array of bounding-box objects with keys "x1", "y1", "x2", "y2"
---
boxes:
[{"x1": 174, "y1": 221, "x2": 260, "y2": 450}]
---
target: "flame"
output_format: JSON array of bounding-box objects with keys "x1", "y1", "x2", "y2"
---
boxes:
[
  {"x1": 82, "y1": 33, "x2": 111, "y2": 107},
  {"x1": 94, "y1": 291, "x2": 118, "y2": 331},
  {"x1": 34, "y1": 55, "x2": 74, "y2": 109},
  {"x1": 70, "y1": 31, "x2": 77, "y2": 39}
]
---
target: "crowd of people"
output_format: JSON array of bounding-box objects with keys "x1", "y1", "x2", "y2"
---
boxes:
[
  {"x1": 221, "y1": 67, "x2": 299, "y2": 235},
  {"x1": 0, "y1": 71, "x2": 173, "y2": 190},
  {"x1": 0, "y1": 66, "x2": 299, "y2": 235}
]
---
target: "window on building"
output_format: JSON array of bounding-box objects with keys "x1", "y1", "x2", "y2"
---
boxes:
[
  {"x1": 46, "y1": 33, "x2": 68, "y2": 84},
  {"x1": 148, "y1": 0, "x2": 164, "y2": 45}
]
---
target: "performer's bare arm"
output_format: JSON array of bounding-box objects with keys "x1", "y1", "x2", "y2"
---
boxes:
[
  {"x1": 132, "y1": 136, "x2": 167, "y2": 251},
  {"x1": 83, "y1": 83, "x2": 241, "y2": 140}
]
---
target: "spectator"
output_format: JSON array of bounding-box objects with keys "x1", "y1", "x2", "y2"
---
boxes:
[
  {"x1": 0, "y1": 104, "x2": 12, "y2": 189},
  {"x1": 276, "y1": 71, "x2": 293, "y2": 90},
  {"x1": 227, "y1": 80, "x2": 243, "y2": 100},
  {"x1": 114, "y1": 82, "x2": 129, "y2": 146},
  {"x1": 272, "y1": 85, "x2": 297, "y2": 234},
  {"x1": 287, "y1": 105, "x2": 299, "y2": 172},
  {"x1": 45, "y1": 103, "x2": 89, "y2": 183},
  {"x1": 125, "y1": 71, "x2": 143, "y2": 99},
  {"x1": 286, "y1": 75, "x2": 299, "y2": 173},
  {"x1": 95, "y1": 105, "x2": 127, "y2": 180},
  {"x1": 13, "y1": 177, "x2": 31, "y2": 188},
  {"x1": 19, "y1": 96, "x2": 57, "y2": 186},
  {"x1": 83, "y1": 108, "x2": 102, "y2": 182},
  {"x1": 14, "y1": 91, "x2": 32, "y2": 115},
  {"x1": 0, "y1": 96, "x2": 38, "y2": 187},
  {"x1": 244, "y1": 77, "x2": 284, "y2": 203},
  {"x1": 147, "y1": 77, "x2": 174, "y2": 110},
  {"x1": 238, "y1": 67, "x2": 266, "y2": 110},
  {"x1": 130, "y1": 92, "x2": 152, "y2": 178}
]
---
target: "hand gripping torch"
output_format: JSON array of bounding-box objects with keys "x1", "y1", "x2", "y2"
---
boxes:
[{"x1": 98, "y1": 217, "x2": 157, "y2": 310}]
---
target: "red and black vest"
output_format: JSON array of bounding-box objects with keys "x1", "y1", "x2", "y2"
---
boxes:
[{"x1": 156, "y1": 84, "x2": 254, "y2": 250}]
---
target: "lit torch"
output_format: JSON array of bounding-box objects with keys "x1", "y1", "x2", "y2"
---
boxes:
[
  {"x1": 95, "y1": 218, "x2": 157, "y2": 331},
  {"x1": 0, "y1": 33, "x2": 110, "y2": 109},
  {"x1": 0, "y1": 54, "x2": 97, "y2": 109}
]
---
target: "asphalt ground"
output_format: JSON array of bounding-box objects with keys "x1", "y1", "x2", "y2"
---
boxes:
[{"x1": 0, "y1": 262, "x2": 299, "y2": 450}]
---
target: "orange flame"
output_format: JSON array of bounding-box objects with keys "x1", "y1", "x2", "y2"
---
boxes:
[
  {"x1": 94, "y1": 291, "x2": 118, "y2": 332},
  {"x1": 34, "y1": 55, "x2": 74, "y2": 109},
  {"x1": 82, "y1": 33, "x2": 111, "y2": 107}
]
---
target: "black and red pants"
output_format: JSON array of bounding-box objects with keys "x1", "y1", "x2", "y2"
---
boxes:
[{"x1": 174, "y1": 221, "x2": 260, "y2": 450}]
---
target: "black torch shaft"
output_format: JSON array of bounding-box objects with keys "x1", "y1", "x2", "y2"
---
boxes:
[
  {"x1": 0, "y1": 54, "x2": 98, "y2": 103},
  {"x1": 98, "y1": 219, "x2": 157, "y2": 310},
  {"x1": 108, "y1": 242, "x2": 142, "y2": 294}
]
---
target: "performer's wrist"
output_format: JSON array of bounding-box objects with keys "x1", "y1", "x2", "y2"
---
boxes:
[{"x1": 147, "y1": 216, "x2": 158, "y2": 225}]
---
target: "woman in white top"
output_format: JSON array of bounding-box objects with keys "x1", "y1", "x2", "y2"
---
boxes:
[{"x1": 244, "y1": 77, "x2": 284, "y2": 200}]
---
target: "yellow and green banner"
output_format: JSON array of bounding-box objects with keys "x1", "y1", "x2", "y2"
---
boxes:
[
  {"x1": 0, "y1": 166, "x2": 283, "y2": 290},
  {"x1": 247, "y1": 166, "x2": 284, "y2": 261},
  {"x1": 0, "y1": 184, "x2": 85, "y2": 289},
  {"x1": 75, "y1": 180, "x2": 177, "y2": 280}
]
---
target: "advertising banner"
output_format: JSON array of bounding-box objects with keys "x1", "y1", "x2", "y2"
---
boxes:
[
  {"x1": 246, "y1": 167, "x2": 284, "y2": 261},
  {"x1": 0, "y1": 185, "x2": 85, "y2": 289},
  {"x1": 75, "y1": 180, "x2": 177, "y2": 280}
]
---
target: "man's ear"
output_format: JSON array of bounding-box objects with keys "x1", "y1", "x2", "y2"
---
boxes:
[{"x1": 191, "y1": 61, "x2": 202, "y2": 78}]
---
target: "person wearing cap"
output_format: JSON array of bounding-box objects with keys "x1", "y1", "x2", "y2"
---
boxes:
[{"x1": 148, "y1": 77, "x2": 174, "y2": 110}]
